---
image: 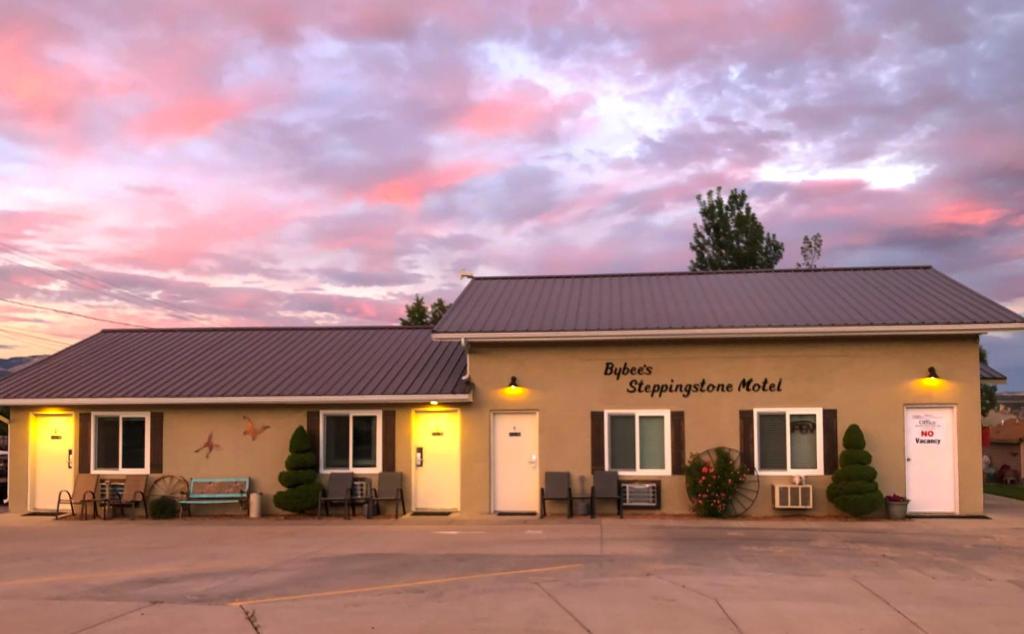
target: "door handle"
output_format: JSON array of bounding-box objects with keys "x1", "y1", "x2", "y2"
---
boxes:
[
  {"x1": 67, "y1": 449, "x2": 73, "y2": 469},
  {"x1": 416, "y1": 447, "x2": 423, "y2": 467}
]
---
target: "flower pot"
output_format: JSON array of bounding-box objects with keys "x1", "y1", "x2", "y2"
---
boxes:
[{"x1": 886, "y1": 500, "x2": 910, "y2": 519}]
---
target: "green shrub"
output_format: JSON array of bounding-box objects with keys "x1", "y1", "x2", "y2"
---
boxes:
[
  {"x1": 839, "y1": 449, "x2": 872, "y2": 467},
  {"x1": 830, "y1": 464, "x2": 878, "y2": 482},
  {"x1": 278, "y1": 468, "x2": 317, "y2": 488},
  {"x1": 273, "y1": 426, "x2": 322, "y2": 514},
  {"x1": 684, "y1": 448, "x2": 746, "y2": 517},
  {"x1": 274, "y1": 481, "x2": 322, "y2": 513},
  {"x1": 149, "y1": 495, "x2": 179, "y2": 519},
  {"x1": 285, "y1": 452, "x2": 317, "y2": 471},
  {"x1": 826, "y1": 424, "x2": 883, "y2": 517}
]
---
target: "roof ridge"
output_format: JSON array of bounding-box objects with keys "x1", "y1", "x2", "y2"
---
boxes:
[
  {"x1": 468, "y1": 265, "x2": 934, "y2": 281},
  {"x1": 97, "y1": 325, "x2": 433, "y2": 334}
]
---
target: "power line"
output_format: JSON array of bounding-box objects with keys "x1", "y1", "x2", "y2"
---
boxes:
[
  {"x1": 0, "y1": 243, "x2": 204, "y2": 322},
  {"x1": 0, "y1": 298, "x2": 149, "y2": 329},
  {"x1": 0, "y1": 328, "x2": 68, "y2": 352},
  {"x1": 0, "y1": 325, "x2": 75, "y2": 347}
]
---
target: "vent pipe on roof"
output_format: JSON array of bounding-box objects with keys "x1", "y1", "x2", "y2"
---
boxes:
[{"x1": 460, "y1": 337, "x2": 471, "y2": 382}]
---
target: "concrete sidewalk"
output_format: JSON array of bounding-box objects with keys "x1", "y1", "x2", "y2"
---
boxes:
[{"x1": 1, "y1": 494, "x2": 1022, "y2": 633}]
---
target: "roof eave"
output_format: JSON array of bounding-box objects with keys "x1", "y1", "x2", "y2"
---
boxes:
[
  {"x1": 433, "y1": 322, "x2": 1024, "y2": 342},
  {"x1": 0, "y1": 393, "x2": 474, "y2": 407}
]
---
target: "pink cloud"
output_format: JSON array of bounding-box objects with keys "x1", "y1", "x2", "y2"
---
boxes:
[
  {"x1": 453, "y1": 82, "x2": 591, "y2": 138},
  {"x1": 362, "y1": 162, "x2": 493, "y2": 206},
  {"x1": 130, "y1": 94, "x2": 253, "y2": 141}
]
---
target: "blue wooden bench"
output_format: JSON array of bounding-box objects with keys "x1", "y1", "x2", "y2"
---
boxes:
[{"x1": 179, "y1": 477, "x2": 250, "y2": 517}]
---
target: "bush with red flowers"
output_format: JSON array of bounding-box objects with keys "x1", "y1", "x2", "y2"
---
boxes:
[{"x1": 685, "y1": 448, "x2": 746, "y2": 517}]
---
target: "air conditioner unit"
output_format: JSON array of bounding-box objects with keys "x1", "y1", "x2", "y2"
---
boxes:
[
  {"x1": 620, "y1": 481, "x2": 660, "y2": 508},
  {"x1": 773, "y1": 484, "x2": 813, "y2": 510}
]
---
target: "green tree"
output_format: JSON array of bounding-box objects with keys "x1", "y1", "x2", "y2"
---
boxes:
[
  {"x1": 400, "y1": 295, "x2": 450, "y2": 326},
  {"x1": 826, "y1": 424, "x2": 884, "y2": 517},
  {"x1": 429, "y1": 298, "x2": 449, "y2": 324},
  {"x1": 980, "y1": 345, "x2": 998, "y2": 417},
  {"x1": 689, "y1": 187, "x2": 784, "y2": 271},
  {"x1": 273, "y1": 426, "x2": 321, "y2": 514},
  {"x1": 796, "y1": 233, "x2": 823, "y2": 269},
  {"x1": 400, "y1": 295, "x2": 430, "y2": 326}
]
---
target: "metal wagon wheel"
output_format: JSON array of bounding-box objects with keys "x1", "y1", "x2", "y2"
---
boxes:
[
  {"x1": 686, "y1": 447, "x2": 760, "y2": 518},
  {"x1": 146, "y1": 475, "x2": 188, "y2": 502}
]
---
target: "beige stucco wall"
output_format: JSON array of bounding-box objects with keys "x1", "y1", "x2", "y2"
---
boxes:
[
  {"x1": 8, "y1": 404, "x2": 416, "y2": 516},
  {"x1": 6, "y1": 334, "x2": 984, "y2": 518},
  {"x1": 460, "y1": 335, "x2": 983, "y2": 517}
]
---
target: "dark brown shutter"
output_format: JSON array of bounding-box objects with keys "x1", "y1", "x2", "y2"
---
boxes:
[
  {"x1": 590, "y1": 411, "x2": 605, "y2": 472},
  {"x1": 78, "y1": 412, "x2": 91, "y2": 474},
  {"x1": 306, "y1": 410, "x2": 320, "y2": 469},
  {"x1": 739, "y1": 410, "x2": 754, "y2": 474},
  {"x1": 823, "y1": 409, "x2": 839, "y2": 475},
  {"x1": 382, "y1": 409, "x2": 396, "y2": 472},
  {"x1": 150, "y1": 412, "x2": 164, "y2": 474},
  {"x1": 670, "y1": 411, "x2": 685, "y2": 475}
]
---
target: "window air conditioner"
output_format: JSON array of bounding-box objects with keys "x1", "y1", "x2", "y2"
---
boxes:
[
  {"x1": 620, "y1": 481, "x2": 660, "y2": 508},
  {"x1": 773, "y1": 484, "x2": 813, "y2": 510}
]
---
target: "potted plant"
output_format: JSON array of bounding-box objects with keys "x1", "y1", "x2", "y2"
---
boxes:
[{"x1": 885, "y1": 493, "x2": 910, "y2": 519}]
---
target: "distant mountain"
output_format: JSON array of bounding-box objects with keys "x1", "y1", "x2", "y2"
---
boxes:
[{"x1": 0, "y1": 355, "x2": 48, "y2": 380}]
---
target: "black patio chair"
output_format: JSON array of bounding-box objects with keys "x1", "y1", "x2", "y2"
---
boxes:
[
  {"x1": 319, "y1": 473, "x2": 355, "y2": 519},
  {"x1": 540, "y1": 471, "x2": 573, "y2": 518},
  {"x1": 370, "y1": 472, "x2": 406, "y2": 519},
  {"x1": 591, "y1": 470, "x2": 623, "y2": 518}
]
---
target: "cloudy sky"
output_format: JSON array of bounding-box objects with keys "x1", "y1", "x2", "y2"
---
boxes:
[{"x1": 2, "y1": 1, "x2": 1024, "y2": 386}]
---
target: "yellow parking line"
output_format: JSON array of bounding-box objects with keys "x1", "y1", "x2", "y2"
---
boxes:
[{"x1": 229, "y1": 563, "x2": 582, "y2": 607}]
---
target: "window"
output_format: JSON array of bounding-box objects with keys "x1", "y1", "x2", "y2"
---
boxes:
[
  {"x1": 321, "y1": 410, "x2": 382, "y2": 473},
  {"x1": 754, "y1": 408, "x2": 823, "y2": 475},
  {"x1": 92, "y1": 413, "x2": 149, "y2": 474},
  {"x1": 604, "y1": 410, "x2": 670, "y2": 476}
]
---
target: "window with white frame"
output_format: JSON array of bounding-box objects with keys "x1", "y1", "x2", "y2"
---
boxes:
[
  {"x1": 604, "y1": 410, "x2": 671, "y2": 476},
  {"x1": 321, "y1": 411, "x2": 382, "y2": 473},
  {"x1": 754, "y1": 408, "x2": 823, "y2": 475},
  {"x1": 92, "y1": 413, "x2": 149, "y2": 473}
]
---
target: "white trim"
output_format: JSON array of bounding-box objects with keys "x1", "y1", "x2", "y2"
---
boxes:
[
  {"x1": 319, "y1": 410, "x2": 384, "y2": 475},
  {"x1": 903, "y1": 404, "x2": 960, "y2": 515},
  {"x1": 0, "y1": 393, "x2": 473, "y2": 407},
  {"x1": 433, "y1": 322, "x2": 1024, "y2": 342},
  {"x1": 753, "y1": 407, "x2": 825, "y2": 476},
  {"x1": 90, "y1": 411, "x2": 150, "y2": 475},
  {"x1": 604, "y1": 409, "x2": 672, "y2": 477}
]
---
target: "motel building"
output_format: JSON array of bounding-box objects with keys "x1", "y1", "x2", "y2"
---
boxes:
[{"x1": 1, "y1": 266, "x2": 1022, "y2": 519}]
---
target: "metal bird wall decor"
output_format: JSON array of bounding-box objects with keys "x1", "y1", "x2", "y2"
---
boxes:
[
  {"x1": 194, "y1": 432, "x2": 221, "y2": 459},
  {"x1": 242, "y1": 415, "x2": 271, "y2": 441}
]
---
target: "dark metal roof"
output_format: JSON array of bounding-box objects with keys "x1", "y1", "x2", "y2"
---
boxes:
[
  {"x1": 981, "y1": 362, "x2": 1007, "y2": 383},
  {"x1": 0, "y1": 327, "x2": 468, "y2": 401},
  {"x1": 434, "y1": 266, "x2": 1024, "y2": 337}
]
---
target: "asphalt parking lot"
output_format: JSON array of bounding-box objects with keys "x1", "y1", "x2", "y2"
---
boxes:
[{"x1": 1, "y1": 495, "x2": 1023, "y2": 633}]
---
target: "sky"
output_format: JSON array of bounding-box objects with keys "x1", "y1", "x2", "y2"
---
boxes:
[{"x1": 2, "y1": 1, "x2": 1024, "y2": 387}]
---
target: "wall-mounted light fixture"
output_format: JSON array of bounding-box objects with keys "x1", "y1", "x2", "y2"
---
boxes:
[
  {"x1": 927, "y1": 367, "x2": 939, "y2": 379},
  {"x1": 429, "y1": 400, "x2": 439, "y2": 406},
  {"x1": 504, "y1": 375, "x2": 524, "y2": 396}
]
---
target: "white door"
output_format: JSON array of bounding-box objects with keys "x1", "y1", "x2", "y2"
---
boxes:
[
  {"x1": 412, "y1": 410, "x2": 460, "y2": 511},
  {"x1": 30, "y1": 413, "x2": 76, "y2": 512},
  {"x1": 493, "y1": 412, "x2": 539, "y2": 513},
  {"x1": 905, "y1": 406, "x2": 957, "y2": 514}
]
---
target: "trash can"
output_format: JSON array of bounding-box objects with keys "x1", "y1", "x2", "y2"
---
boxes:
[{"x1": 249, "y1": 492, "x2": 262, "y2": 519}]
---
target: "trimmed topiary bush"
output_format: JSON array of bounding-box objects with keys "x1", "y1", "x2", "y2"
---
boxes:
[
  {"x1": 826, "y1": 424, "x2": 884, "y2": 517},
  {"x1": 273, "y1": 426, "x2": 322, "y2": 514},
  {"x1": 149, "y1": 495, "x2": 179, "y2": 519}
]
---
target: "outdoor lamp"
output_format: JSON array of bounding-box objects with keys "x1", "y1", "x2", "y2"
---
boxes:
[
  {"x1": 504, "y1": 376, "x2": 523, "y2": 395},
  {"x1": 927, "y1": 367, "x2": 939, "y2": 379}
]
